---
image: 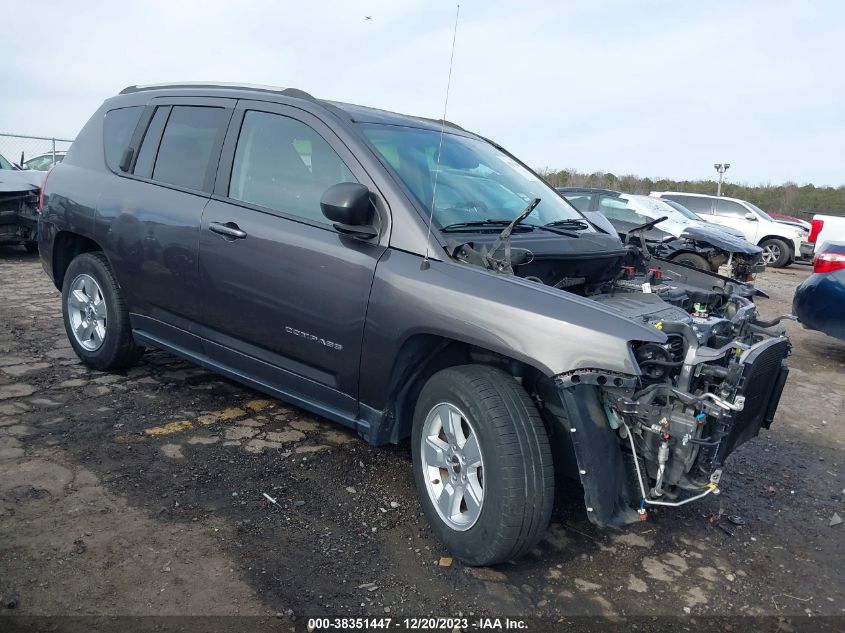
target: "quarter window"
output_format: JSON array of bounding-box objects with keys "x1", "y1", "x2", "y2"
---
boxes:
[
  {"x1": 103, "y1": 106, "x2": 143, "y2": 172},
  {"x1": 229, "y1": 110, "x2": 357, "y2": 224}
]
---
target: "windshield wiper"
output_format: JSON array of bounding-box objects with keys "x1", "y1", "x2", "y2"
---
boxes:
[
  {"x1": 544, "y1": 218, "x2": 590, "y2": 230},
  {"x1": 441, "y1": 219, "x2": 533, "y2": 232},
  {"x1": 628, "y1": 215, "x2": 668, "y2": 235},
  {"x1": 625, "y1": 215, "x2": 669, "y2": 258},
  {"x1": 481, "y1": 198, "x2": 542, "y2": 273}
]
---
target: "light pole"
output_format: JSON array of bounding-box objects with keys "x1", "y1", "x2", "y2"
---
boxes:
[{"x1": 714, "y1": 163, "x2": 730, "y2": 196}]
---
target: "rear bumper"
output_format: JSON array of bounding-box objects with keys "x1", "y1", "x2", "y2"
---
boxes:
[{"x1": 799, "y1": 241, "x2": 815, "y2": 259}]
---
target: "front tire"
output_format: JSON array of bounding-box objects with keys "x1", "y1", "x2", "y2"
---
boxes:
[
  {"x1": 412, "y1": 365, "x2": 554, "y2": 566},
  {"x1": 759, "y1": 238, "x2": 791, "y2": 268},
  {"x1": 61, "y1": 252, "x2": 143, "y2": 371}
]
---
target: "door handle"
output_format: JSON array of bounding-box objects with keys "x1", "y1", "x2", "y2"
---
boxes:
[{"x1": 209, "y1": 222, "x2": 247, "y2": 240}]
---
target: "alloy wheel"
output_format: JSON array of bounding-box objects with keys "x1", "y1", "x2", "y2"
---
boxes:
[
  {"x1": 420, "y1": 402, "x2": 484, "y2": 531},
  {"x1": 67, "y1": 273, "x2": 107, "y2": 351},
  {"x1": 761, "y1": 243, "x2": 781, "y2": 265}
]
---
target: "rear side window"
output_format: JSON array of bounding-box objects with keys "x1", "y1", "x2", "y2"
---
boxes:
[
  {"x1": 667, "y1": 195, "x2": 713, "y2": 215},
  {"x1": 103, "y1": 106, "x2": 143, "y2": 171},
  {"x1": 228, "y1": 110, "x2": 357, "y2": 223},
  {"x1": 713, "y1": 199, "x2": 748, "y2": 218},
  {"x1": 151, "y1": 106, "x2": 227, "y2": 190},
  {"x1": 132, "y1": 105, "x2": 227, "y2": 191},
  {"x1": 133, "y1": 107, "x2": 169, "y2": 177}
]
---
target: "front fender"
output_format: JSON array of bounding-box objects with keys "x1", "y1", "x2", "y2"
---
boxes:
[{"x1": 358, "y1": 249, "x2": 665, "y2": 410}]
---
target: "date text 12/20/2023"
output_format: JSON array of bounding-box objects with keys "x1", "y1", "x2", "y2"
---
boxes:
[{"x1": 307, "y1": 617, "x2": 528, "y2": 630}]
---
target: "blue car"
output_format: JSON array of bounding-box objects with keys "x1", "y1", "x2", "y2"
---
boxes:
[{"x1": 793, "y1": 242, "x2": 845, "y2": 340}]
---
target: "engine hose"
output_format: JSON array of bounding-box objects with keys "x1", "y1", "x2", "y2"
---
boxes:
[
  {"x1": 753, "y1": 314, "x2": 797, "y2": 328},
  {"x1": 637, "y1": 359, "x2": 684, "y2": 367},
  {"x1": 622, "y1": 422, "x2": 719, "y2": 508}
]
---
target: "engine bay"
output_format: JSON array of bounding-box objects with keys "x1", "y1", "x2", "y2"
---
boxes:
[
  {"x1": 450, "y1": 226, "x2": 792, "y2": 520},
  {"x1": 587, "y1": 258, "x2": 791, "y2": 505}
]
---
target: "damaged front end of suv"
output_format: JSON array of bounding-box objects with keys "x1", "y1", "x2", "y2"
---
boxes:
[
  {"x1": 0, "y1": 171, "x2": 41, "y2": 252},
  {"x1": 453, "y1": 215, "x2": 791, "y2": 527},
  {"x1": 552, "y1": 262, "x2": 790, "y2": 526}
]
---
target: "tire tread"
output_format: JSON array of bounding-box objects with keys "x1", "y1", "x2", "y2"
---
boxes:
[
  {"x1": 62, "y1": 252, "x2": 142, "y2": 371},
  {"x1": 413, "y1": 365, "x2": 554, "y2": 565}
]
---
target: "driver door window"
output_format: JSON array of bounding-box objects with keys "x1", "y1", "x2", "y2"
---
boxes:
[{"x1": 228, "y1": 111, "x2": 357, "y2": 224}]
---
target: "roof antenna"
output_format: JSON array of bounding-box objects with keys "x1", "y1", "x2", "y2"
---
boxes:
[{"x1": 421, "y1": 3, "x2": 460, "y2": 271}]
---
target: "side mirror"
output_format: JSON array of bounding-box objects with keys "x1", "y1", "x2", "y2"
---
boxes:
[
  {"x1": 744, "y1": 212, "x2": 758, "y2": 221},
  {"x1": 321, "y1": 183, "x2": 377, "y2": 240}
]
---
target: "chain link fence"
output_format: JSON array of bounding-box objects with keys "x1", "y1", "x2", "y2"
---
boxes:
[{"x1": 0, "y1": 133, "x2": 74, "y2": 171}]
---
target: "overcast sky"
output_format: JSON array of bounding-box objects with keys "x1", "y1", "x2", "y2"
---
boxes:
[{"x1": 3, "y1": 0, "x2": 842, "y2": 186}]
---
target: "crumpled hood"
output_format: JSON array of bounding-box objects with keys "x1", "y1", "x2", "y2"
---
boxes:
[
  {"x1": 0, "y1": 169, "x2": 42, "y2": 191},
  {"x1": 708, "y1": 223, "x2": 747, "y2": 239},
  {"x1": 680, "y1": 224, "x2": 762, "y2": 255}
]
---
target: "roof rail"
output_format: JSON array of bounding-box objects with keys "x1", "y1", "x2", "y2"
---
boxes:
[{"x1": 119, "y1": 82, "x2": 317, "y2": 101}]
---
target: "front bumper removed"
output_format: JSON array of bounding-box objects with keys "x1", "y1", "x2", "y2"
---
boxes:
[{"x1": 539, "y1": 337, "x2": 790, "y2": 527}]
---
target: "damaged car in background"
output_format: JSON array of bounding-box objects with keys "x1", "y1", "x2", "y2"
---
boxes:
[
  {"x1": 40, "y1": 84, "x2": 792, "y2": 565},
  {"x1": 557, "y1": 187, "x2": 765, "y2": 281},
  {"x1": 0, "y1": 153, "x2": 43, "y2": 253}
]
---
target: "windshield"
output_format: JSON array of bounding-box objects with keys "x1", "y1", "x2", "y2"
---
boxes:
[
  {"x1": 745, "y1": 201, "x2": 774, "y2": 222},
  {"x1": 0, "y1": 153, "x2": 13, "y2": 170},
  {"x1": 623, "y1": 195, "x2": 696, "y2": 224},
  {"x1": 660, "y1": 198, "x2": 702, "y2": 221},
  {"x1": 360, "y1": 124, "x2": 589, "y2": 230}
]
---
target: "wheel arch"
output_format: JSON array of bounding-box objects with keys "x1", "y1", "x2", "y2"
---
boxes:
[
  {"x1": 52, "y1": 231, "x2": 104, "y2": 290},
  {"x1": 757, "y1": 234, "x2": 795, "y2": 255},
  {"x1": 375, "y1": 333, "x2": 551, "y2": 445}
]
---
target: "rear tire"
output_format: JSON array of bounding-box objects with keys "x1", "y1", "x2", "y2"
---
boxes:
[
  {"x1": 411, "y1": 365, "x2": 554, "y2": 566},
  {"x1": 671, "y1": 252, "x2": 710, "y2": 271},
  {"x1": 24, "y1": 241, "x2": 38, "y2": 254},
  {"x1": 759, "y1": 238, "x2": 791, "y2": 268},
  {"x1": 61, "y1": 252, "x2": 143, "y2": 371}
]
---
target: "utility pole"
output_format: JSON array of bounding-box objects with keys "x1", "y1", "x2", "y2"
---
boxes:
[{"x1": 714, "y1": 163, "x2": 730, "y2": 196}]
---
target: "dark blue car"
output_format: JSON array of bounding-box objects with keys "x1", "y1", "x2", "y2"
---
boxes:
[{"x1": 793, "y1": 242, "x2": 845, "y2": 340}]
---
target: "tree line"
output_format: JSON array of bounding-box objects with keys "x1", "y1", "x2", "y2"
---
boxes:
[{"x1": 536, "y1": 168, "x2": 845, "y2": 219}]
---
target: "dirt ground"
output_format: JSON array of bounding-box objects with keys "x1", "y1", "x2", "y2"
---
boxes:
[{"x1": 1, "y1": 246, "x2": 843, "y2": 627}]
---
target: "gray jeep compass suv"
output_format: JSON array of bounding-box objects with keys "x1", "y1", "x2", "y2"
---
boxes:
[{"x1": 39, "y1": 83, "x2": 791, "y2": 565}]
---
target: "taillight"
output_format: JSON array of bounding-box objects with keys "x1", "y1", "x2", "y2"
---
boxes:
[
  {"x1": 37, "y1": 166, "x2": 54, "y2": 213},
  {"x1": 814, "y1": 252, "x2": 845, "y2": 274},
  {"x1": 808, "y1": 219, "x2": 824, "y2": 243}
]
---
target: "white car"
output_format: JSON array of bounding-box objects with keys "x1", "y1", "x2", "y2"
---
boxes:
[
  {"x1": 21, "y1": 150, "x2": 67, "y2": 171},
  {"x1": 809, "y1": 214, "x2": 845, "y2": 253},
  {"x1": 651, "y1": 192, "x2": 811, "y2": 268}
]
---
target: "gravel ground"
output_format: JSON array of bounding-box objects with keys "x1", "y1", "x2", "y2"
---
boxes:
[{"x1": 0, "y1": 246, "x2": 843, "y2": 627}]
